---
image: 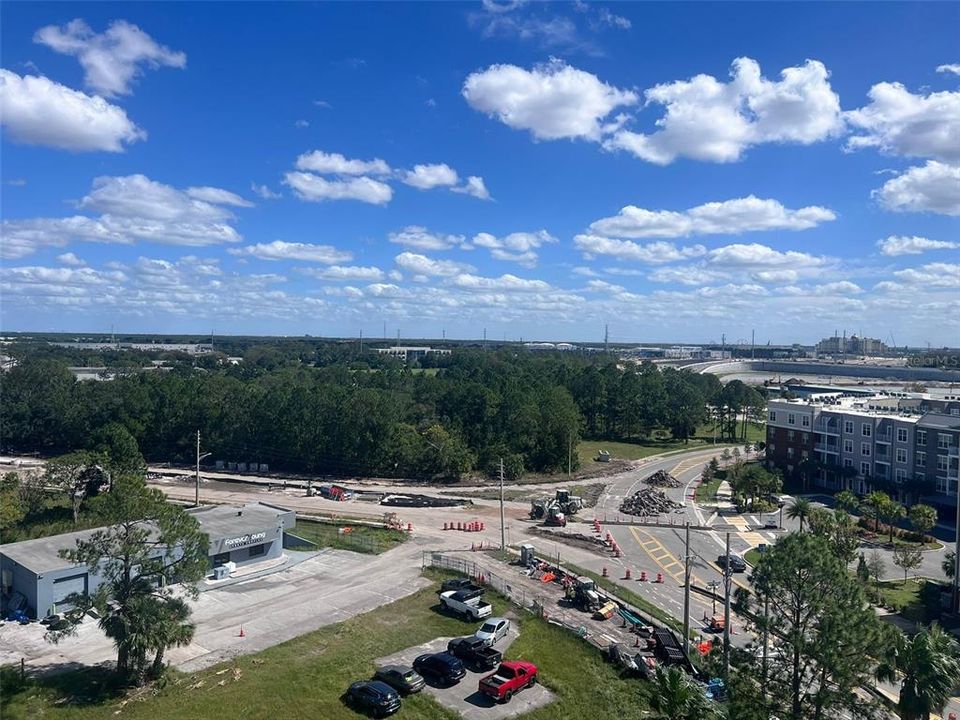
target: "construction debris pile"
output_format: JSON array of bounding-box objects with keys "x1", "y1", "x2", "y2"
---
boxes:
[
  {"x1": 618, "y1": 488, "x2": 682, "y2": 516},
  {"x1": 643, "y1": 470, "x2": 681, "y2": 488}
]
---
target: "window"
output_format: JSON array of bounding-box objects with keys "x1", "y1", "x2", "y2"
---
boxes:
[
  {"x1": 843, "y1": 439, "x2": 853, "y2": 453},
  {"x1": 787, "y1": 447, "x2": 795, "y2": 458},
  {"x1": 843, "y1": 458, "x2": 853, "y2": 468},
  {"x1": 801, "y1": 416, "x2": 810, "y2": 428},
  {"x1": 896, "y1": 448, "x2": 907, "y2": 463},
  {"x1": 788, "y1": 413, "x2": 796, "y2": 426},
  {"x1": 937, "y1": 476, "x2": 951, "y2": 494},
  {"x1": 897, "y1": 427, "x2": 908, "y2": 443},
  {"x1": 862, "y1": 443, "x2": 871, "y2": 456},
  {"x1": 862, "y1": 423, "x2": 872, "y2": 437},
  {"x1": 802, "y1": 433, "x2": 809, "y2": 442},
  {"x1": 938, "y1": 433, "x2": 951, "y2": 450},
  {"x1": 860, "y1": 461, "x2": 870, "y2": 476},
  {"x1": 787, "y1": 430, "x2": 795, "y2": 441},
  {"x1": 916, "y1": 451, "x2": 926, "y2": 467},
  {"x1": 917, "y1": 430, "x2": 926, "y2": 445},
  {"x1": 768, "y1": 442, "x2": 776, "y2": 451},
  {"x1": 801, "y1": 450, "x2": 809, "y2": 459},
  {"x1": 248, "y1": 543, "x2": 266, "y2": 558},
  {"x1": 938, "y1": 455, "x2": 949, "y2": 472},
  {"x1": 844, "y1": 420, "x2": 854, "y2": 434},
  {"x1": 895, "y1": 468, "x2": 907, "y2": 483},
  {"x1": 769, "y1": 411, "x2": 777, "y2": 422}
]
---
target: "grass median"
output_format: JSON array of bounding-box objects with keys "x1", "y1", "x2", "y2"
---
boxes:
[{"x1": 1, "y1": 568, "x2": 654, "y2": 720}]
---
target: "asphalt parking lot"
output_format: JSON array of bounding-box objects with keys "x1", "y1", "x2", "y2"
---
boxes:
[{"x1": 376, "y1": 622, "x2": 554, "y2": 720}]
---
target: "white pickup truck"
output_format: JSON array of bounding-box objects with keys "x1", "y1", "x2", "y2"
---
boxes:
[{"x1": 439, "y1": 589, "x2": 492, "y2": 621}]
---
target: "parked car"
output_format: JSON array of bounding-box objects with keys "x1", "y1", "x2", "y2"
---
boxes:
[
  {"x1": 478, "y1": 661, "x2": 538, "y2": 703},
  {"x1": 763, "y1": 517, "x2": 779, "y2": 529},
  {"x1": 475, "y1": 617, "x2": 510, "y2": 646},
  {"x1": 345, "y1": 680, "x2": 401, "y2": 717},
  {"x1": 373, "y1": 665, "x2": 425, "y2": 694},
  {"x1": 716, "y1": 554, "x2": 747, "y2": 572},
  {"x1": 439, "y1": 589, "x2": 492, "y2": 620},
  {"x1": 439, "y1": 577, "x2": 478, "y2": 594},
  {"x1": 413, "y1": 652, "x2": 466, "y2": 686},
  {"x1": 447, "y1": 635, "x2": 503, "y2": 670}
]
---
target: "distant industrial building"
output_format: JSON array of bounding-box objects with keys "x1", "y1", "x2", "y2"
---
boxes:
[
  {"x1": 523, "y1": 342, "x2": 577, "y2": 352},
  {"x1": 52, "y1": 341, "x2": 215, "y2": 354},
  {"x1": 816, "y1": 334, "x2": 887, "y2": 357},
  {"x1": 0, "y1": 503, "x2": 294, "y2": 619},
  {"x1": 375, "y1": 346, "x2": 452, "y2": 362}
]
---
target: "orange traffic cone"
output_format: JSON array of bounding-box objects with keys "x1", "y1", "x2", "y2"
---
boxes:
[{"x1": 239, "y1": 626, "x2": 246, "y2": 638}]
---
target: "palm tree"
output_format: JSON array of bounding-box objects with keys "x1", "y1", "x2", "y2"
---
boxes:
[
  {"x1": 787, "y1": 497, "x2": 813, "y2": 532},
  {"x1": 894, "y1": 624, "x2": 960, "y2": 720},
  {"x1": 148, "y1": 597, "x2": 195, "y2": 678},
  {"x1": 650, "y1": 666, "x2": 714, "y2": 720},
  {"x1": 943, "y1": 550, "x2": 956, "y2": 580}
]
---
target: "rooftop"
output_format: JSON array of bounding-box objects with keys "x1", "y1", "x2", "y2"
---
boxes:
[{"x1": 0, "y1": 503, "x2": 292, "y2": 574}]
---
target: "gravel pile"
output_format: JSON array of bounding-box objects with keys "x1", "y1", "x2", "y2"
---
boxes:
[
  {"x1": 619, "y1": 488, "x2": 683, "y2": 516},
  {"x1": 643, "y1": 470, "x2": 681, "y2": 488}
]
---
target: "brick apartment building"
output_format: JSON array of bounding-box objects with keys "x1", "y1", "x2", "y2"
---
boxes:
[{"x1": 765, "y1": 390, "x2": 960, "y2": 523}]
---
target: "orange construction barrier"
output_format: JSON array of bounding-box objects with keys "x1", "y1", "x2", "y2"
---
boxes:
[
  {"x1": 624, "y1": 568, "x2": 632, "y2": 580},
  {"x1": 239, "y1": 626, "x2": 246, "y2": 638},
  {"x1": 407, "y1": 523, "x2": 413, "y2": 532},
  {"x1": 602, "y1": 566, "x2": 608, "y2": 578},
  {"x1": 639, "y1": 570, "x2": 647, "y2": 582},
  {"x1": 443, "y1": 522, "x2": 449, "y2": 530},
  {"x1": 457, "y1": 521, "x2": 463, "y2": 531}
]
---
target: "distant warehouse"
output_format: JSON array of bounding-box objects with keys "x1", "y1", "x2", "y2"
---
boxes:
[
  {"x1": 0, "y1": 503, "x2": 294, "y2": 619},
  {"x1": 375, "y1": 346, "x2": 451, "y2": 362}
]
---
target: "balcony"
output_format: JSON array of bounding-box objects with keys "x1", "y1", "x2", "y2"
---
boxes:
[
  {"x1": 815, "y1": 443, "x2": 839, "y2": 454},
  {"x1": 875, "y1": 432, "x2": 892, "y2": 444},
  {"x1": 814, "y1": 421, "x2": 840, "y2": 436}
]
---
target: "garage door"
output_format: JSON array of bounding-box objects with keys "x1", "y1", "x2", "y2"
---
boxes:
[{"x1": 52, "y1": 574, "x2": 87, "y2": 608}]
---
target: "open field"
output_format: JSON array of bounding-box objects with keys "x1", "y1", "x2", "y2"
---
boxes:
[
  {"x1": 577, "y1": 422, "x2": 764, "y2": 468},
  {"x1": 0, "y1": 569, "x2": 655, "y2": 720}
]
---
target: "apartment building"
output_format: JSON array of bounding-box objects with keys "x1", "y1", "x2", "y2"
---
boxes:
[{"x1": 766, "y1": 392, "x2": 960, "y2": 521}]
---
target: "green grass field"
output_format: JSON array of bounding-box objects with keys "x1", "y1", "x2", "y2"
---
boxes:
[
  {"x1": 0, "y1": 569, "x2": 654, "y2": 720},
  {"x1": 577, "y1": 422, "x2": 764, "y2": 467},
  {"x1": 695, "y1": 478, "x2": 722, "y2": 503},
  {"x1": 289, "y1": 519, "x2": 408, "y2": 554}
]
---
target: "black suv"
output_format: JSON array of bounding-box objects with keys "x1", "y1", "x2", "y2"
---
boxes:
[
  {"x1": 439, "y1": 577, "x2": 481, "y2": 594},
  {"x1": 413, "y1": 652, "x2": 467, "y2": 686},
  {"x1": 345, "y1": 680, "x2": 401, "y2": 717},
  {"x1": 716, "y1": 554, "x2": 747, "y2": 572}
]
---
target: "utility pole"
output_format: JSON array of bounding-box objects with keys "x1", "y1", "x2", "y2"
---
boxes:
[
  {"x1": 359, "y1": 328, "x2": 363, "y2": 354},
  {"x1": 751, "y1": 329, "x2": 755, "y2": 360},
  {"x1": 195, "y1": 430, "x2": 212, "y2": 507},
  {"x1": 682, "y1": 522, "x2": 691, "y2": 656},
  {"x1": 483, "y1": 328, "x2": 487, "y2": 351},
  {"x1": 761, "y1": 590, "x2": 770, "y2": 685},
  {"x1": 499, "y1": 458, "x2": 506, "y2": 551},
  {"x1": 567, "y1": 431, "x2": 572, "y2": 478},
  {"x1": 723, "y1": 532, "x2": 732, "y2": 679},
  {"x1": 604, "y1": 324, "x2": 609, "y2": 353}
]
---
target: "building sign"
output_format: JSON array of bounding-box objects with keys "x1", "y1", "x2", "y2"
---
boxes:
[{"x1": 224, "y1": 532, "x2": 267, "y2": 549}]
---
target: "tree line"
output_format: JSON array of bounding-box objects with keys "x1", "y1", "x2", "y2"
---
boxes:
[{"x1": 1, "y1": 347, "x2": 765, "y2": 480}]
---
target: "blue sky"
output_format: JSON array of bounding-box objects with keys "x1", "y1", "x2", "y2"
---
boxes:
[{"x1": 1, "y1": 1, "x2": 958, "y2": 345}]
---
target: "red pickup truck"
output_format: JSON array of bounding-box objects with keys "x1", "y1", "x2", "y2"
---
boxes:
[{"x1": 478, "y1": 661, "x2": 538, "y2": 703}]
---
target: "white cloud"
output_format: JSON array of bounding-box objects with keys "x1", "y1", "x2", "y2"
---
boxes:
[
  {"x1": 283, "y1": 172, "x2": 393, "y2": 205},
  {"x1": 388, "y1": 226, "x2": 469, "y2": 251},
  {"x1": 574, "y1": 234, "x2": 707, "y2": 263},
  {"x1": 873, "y1": 161, "x2": 960, "y2": 216},
  {"x1": 186, "y1": 186, "x2": 253, "y2": 207},
  {"x1": 472, "y1": 230, "x2": 557, "y2": 268},
  {"x1": 845, "y1": 81, "x2": 960, "y2": 162},
  {"x1": 0, "y1": 70, "x2": 145, "y2": 152},
  {"x1": 34, "y1": 19, "x2": 186, "y2": 96},
  {"x1": 463, "y1": 59, "x2": 637, "y2": 141},
  {"x1": 251, "y1": 183, "x2": 281, "y2": 200},
  {"x1": 450, "y1": 273, "x2": 553, "y2": 293},
  {"x1": 299, "y1": 265, "x2": 384, "y2": 281},
  {"x1": 395, "y1": 252, "x2": 475, "y2": 277},
  {"x1": 605, "y1": 58, "x2": 842, "y2": 164},
  {"x1": 707, "y1": 243, "x2": 826, "y2": 268},
  {"x1": 1, "y1": 174, "x2": 248, "y2": 259},
  {"x1": 294, "y1": 150, "x2": 391, "y2": 176},
  {"x1": 937, "y1": 64, "x2": 960, "y2": 76},
  {"x1": 813, "y1": 280, "x2": 863, "y2": 295},
  {"x1": 230, "y1": 240, "x2": 352, "y2": 264},
  {"x1": 892, "y1": 263, "x2": 960, "y2": 288},
  {"x1": 877, "y1": 235, "x2": 959, "y2": 256},
  {"x1": 452, "y1": 176, "x2": 492, "y2": 200},
  {"x1": 587, "y1": 195, "x2": 836, "y2": 238},
  {"x1": 402, "y1": 163, "x2": 459, "y2": 190},
  {"x1": 56, "y1": 252, "x2": 86, "y2": 267}
]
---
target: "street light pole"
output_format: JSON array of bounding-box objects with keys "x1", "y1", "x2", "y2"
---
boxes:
[
  {"x1": 195, "y1": 430, "x2": 212, "y2": 507},
  {"x1": 499, "y1": 457, "x2": 506, "y2": 552},
  {"x1": 682, "y1": 522, "x2": 691, "y2": 656},
  {"x1": 723, "y1": 532, "x2": 732, "y2": 680}
]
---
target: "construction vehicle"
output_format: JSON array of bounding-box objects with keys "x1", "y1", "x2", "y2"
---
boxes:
[
  {"x1": 564, "y1": 576, "x2": 603, "y2": 613},
  {"x1": 707, "y1": 615, "x2": 725, "y2": 632},
  {"x1": 529, "y1": 489, "x2": 584, "y2": 525}
]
